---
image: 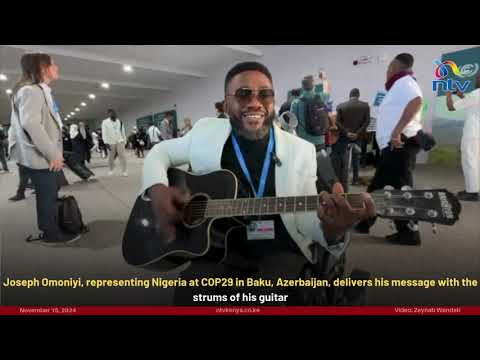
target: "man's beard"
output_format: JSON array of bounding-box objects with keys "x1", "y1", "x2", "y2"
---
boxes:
[{"x1": 230, "y1": 111, "x2": 275, "y2": 141}]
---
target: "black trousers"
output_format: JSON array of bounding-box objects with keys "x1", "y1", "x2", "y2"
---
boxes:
[
  {"x1": 16, "y1": 163, "x2": 31, "y2": 196},
  {"x1": 25, "y1": 167, "x2": 62, "y2": 240},
  {"x1": 362, "y1": 137, "x2": 421, "y2": 232},
  {"x1": 330, "y1": 150, "x2": 349, "y2": 193},
  {"x1": 0, "y1": 145, "x2": 8, "y2": 171}
]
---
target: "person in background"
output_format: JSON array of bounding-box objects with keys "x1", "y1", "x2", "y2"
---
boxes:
[
  {"x1": 291, "y1": 77, "x2": 344, "y2": 195},
  {"x1": 179, "y1": 117, "x2": 193, "y2": 137},
  {"x1": 136, "y1": 127, "x2": 148, "y2": 158},
  {"x1": 97, "y1": 128, "x2": 108, "y2": 159},
  {"x1": 147, "y1": 122, "x2": 162, "y2": 148},
  {"x1": 215, "y1": 101, "x2": 228, "y2": 119},
  {"x1": 0, "y1": 124, "x2": 9, "y2": 173},
  {"x1": 70, "y1": 123, "x2": 90, "y2": 166},
  {"x1": 9, "y1": 53, "x2": 81, "y2": 244},
  {"x1": 278, "y1": 89, "x2": 300, "y2": 117},
  {"x1": 91, "y1": 128, "x2": 100, "y2": 154},
  {"x1": 101, "y1": 108, "x2": 128, "y2": 177},
  {"x1": 446, "y1": 73, "x2": 480, "y2": 202},
  {"x1": 332, "y1": 88, "x2": 371, "y2": 190},
  {"x1": 356, "y1": 53, "x2": 423, "y2": 246},
  {"x1": 159, "y1": 112, "x2": 174, "y2": 140},
  {"x1": 83, "y1": 124, "x2": 93, "y2": 163}
]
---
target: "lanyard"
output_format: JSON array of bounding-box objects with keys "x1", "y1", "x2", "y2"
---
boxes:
[{"x1": 231, "y1": 128, "x2": 274, "y2": 198}]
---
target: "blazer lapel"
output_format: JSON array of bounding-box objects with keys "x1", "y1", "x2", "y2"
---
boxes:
[
  {"x1": 38, "y1": 86, "x2": 62, "y2": 130},
  {"x1": 191, "y1": 119, "x2": 232, "y2": 173},
  {"x1": 273, "y1": 124, "x2": 291, "y2": 197}
]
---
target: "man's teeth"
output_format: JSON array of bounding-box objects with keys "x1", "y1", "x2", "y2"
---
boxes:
[{"x1": 244, "y1": 114, "x2": 263, "y2": 119}]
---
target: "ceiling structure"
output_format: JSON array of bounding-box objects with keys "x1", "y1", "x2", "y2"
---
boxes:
[{"x1": 0, "y1": 45, "x2": 265, "y2": 125}]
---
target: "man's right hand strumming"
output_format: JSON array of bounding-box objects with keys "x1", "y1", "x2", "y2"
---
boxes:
[{"x1": 148, "y1": 183, "x2": 189, "y2": 242}]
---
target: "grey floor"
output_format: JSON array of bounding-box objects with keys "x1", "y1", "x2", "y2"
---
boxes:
[{"x1": 0, "y1": 151, "x2": 479, "y2": 306}]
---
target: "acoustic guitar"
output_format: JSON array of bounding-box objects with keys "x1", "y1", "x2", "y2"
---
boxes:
[{"x1": 123, "y1": 168, "x2": 461, "y2": 270}]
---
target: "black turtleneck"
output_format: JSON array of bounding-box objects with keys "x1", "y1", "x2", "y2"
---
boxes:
[{"x1": 220, "y1": 128, "x2": 301, "y2": 259}]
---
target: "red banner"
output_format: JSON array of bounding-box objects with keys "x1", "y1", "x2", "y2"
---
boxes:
[{"x1": 0, "y1": 306, "x2": 479, "y2": 316}]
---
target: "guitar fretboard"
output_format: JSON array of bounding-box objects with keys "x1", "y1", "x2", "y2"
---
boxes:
[{"x1": 203, "y1": 194, "x2": 365, "y2": 218}]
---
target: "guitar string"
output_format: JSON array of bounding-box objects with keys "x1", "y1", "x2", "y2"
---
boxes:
[
  {"x1": 183, "y1": 193, "x2": 443, "y2": 208},
  {"x1": 186, "y1": 195, "x2": 436, "y2": 211},
  {"x1": 185, "y1": 193, "x2": 450, "y2": 216},
  {"x1": 188, "y1": 203, "x2": 446, "y2": 217}
]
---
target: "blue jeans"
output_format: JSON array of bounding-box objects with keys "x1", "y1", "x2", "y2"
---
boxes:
[{"x1": 25, "y1": 167, "x2": 62, "y2": 240}]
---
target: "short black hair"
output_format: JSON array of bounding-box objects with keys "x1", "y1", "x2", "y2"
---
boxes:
[
  {"x1": 224, "y1": 61, "x2": 273, "y2": 93},
  {"x1": 350, "y1": 88, "x2": 360, "y2": 98},
  {"x1": 215, "y1": 101, "x2": 224, "y2": 112},
  {"x1": 291, "y1": 89, "x2": 301, "y2": 97},
  {"x1": 395, "y1": 53, "x2": 414, "y2": 69}
]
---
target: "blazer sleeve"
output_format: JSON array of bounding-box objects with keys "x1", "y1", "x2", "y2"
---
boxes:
[
  {"x1": 19, "y1": 87, "x2": 60, "y2": 162},
  {"x1": 141, "y1": 129, "x2": 193, "y2": 198}
]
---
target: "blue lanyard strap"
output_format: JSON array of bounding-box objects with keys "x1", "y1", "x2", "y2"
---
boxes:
[{"x1": 231, "y1": 128, "x2": 274, "y2": 198}]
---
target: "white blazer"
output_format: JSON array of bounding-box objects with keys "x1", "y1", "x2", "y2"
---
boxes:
[{"x1": 141, "y1": 118, "x2": 349, "y2": 262}]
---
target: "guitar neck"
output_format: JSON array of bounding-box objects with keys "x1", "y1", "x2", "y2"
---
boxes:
[{"x1": 204, "y1": 194, "x2": 365, "y2": 218}]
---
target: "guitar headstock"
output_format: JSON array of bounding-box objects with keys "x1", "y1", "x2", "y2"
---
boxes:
[{"x1": 371, "y1": 188, "x2": 461, "y2": 226}]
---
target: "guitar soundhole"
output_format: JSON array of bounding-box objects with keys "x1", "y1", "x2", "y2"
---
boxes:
[{"x1": 183, "y1": 194, "x2": 209, "y2": 228}]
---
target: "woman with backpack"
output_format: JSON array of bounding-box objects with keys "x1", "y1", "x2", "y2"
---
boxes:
[{"x1": 8, "y1": 53, "x2": 82, "y2": 244}]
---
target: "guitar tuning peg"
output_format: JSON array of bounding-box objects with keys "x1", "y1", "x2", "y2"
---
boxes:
[
  {"x1": 407, "y1": 221, "x2": 419, "y2": 232},
  {"x1": 383, "y1": 185, "x2": 394, "y2": 191},
  {"x1": 432, "y1": 223, "x2": 437, "y2": 235},
  {"x1": 401, "y1": 185, "x2": 413, "y2": 191}
]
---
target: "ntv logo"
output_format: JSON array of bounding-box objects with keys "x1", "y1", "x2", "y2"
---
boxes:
[{"x1": 432, "y1": 60, "x2": 479, "y2": 92}]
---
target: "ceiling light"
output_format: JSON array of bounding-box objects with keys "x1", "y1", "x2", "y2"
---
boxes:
[
  {"x1": 70, "y1": 112, "x2": 75, "y2": 115},
  {"x1": 81, "y1": 102, "x2": 87, "y2": 107},
  {"x1": 0, "y1": 73, "x2": 7, "y2": 81},
  {"x1": 101, "y1": 82, "x2": 110, "y2": 89},
  {"x1": 123, "y1": 65, "x2": 133, "y2": 73},
  {"x1": 5, "y1": 89, "x2": 12, "y2": 95},
  {"x1": 75, "y1": 108, "x2": 80, "y2": 112},
  {"x1": 88, "y1": 94, "x2": 96, "y2": 99}
]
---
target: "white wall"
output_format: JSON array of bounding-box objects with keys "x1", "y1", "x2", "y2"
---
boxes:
[{"x1": 119, "y1": 45, "x2": 480, "y2": 136}]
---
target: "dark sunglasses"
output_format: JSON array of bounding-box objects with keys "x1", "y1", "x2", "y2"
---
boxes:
[{"x1": 227, "y1": 88, "x2": 275, "y2": 103}]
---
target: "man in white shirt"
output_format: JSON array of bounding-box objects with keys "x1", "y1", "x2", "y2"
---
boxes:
[
  {"x1": 446, "y1": 73, "x2": 480, "y2": 202},
  {"x1": 356, "y1": 53, "x2": 424, "y2": 246},
  {"x1": 101, "y1": 109, "x2": 128, "y2": 177},
  {"x1": 147, "y1": 123, "x2": 162, "y2": 148}
]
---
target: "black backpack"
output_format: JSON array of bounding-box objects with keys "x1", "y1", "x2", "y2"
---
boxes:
[
  {"x1": 301, "y1": 94, "x2": 329, "y2": 136},
  {"x1": 57, "y1": 196, "x2": 89, "y2": 234}
]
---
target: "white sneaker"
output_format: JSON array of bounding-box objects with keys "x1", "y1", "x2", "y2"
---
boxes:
[
  {"x1": 122, "y1": 172, "x2": 128, "y2": 177},
  {"x1": 108, "y1": 171, "x2": 114, "y2": 176}
]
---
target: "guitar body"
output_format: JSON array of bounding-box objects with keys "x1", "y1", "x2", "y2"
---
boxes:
[{"x1": 122, "y1": 168, "x2": 240, "y2": 270}]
